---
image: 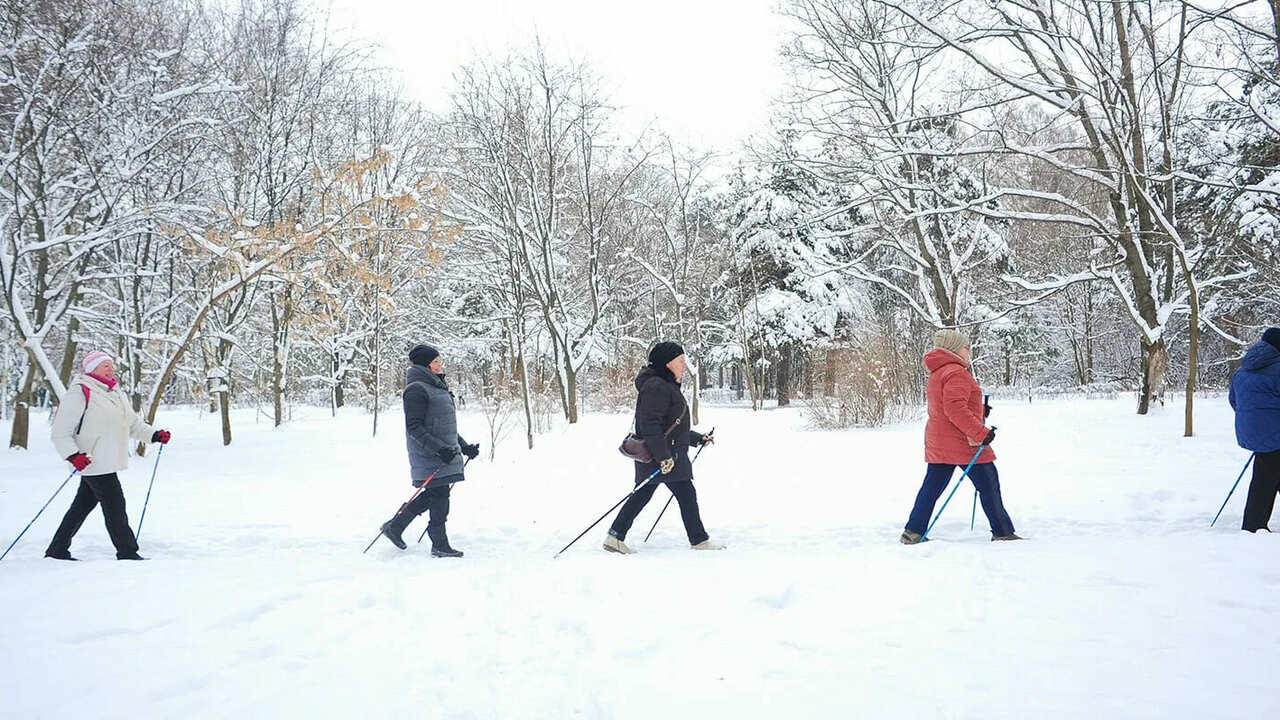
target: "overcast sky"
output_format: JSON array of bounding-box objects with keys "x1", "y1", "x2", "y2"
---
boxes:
[{"x1": 324, "y1": 0, "x2": 787, "y2": 152}]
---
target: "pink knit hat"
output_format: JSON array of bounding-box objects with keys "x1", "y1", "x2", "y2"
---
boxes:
[{"x1": 82, "y1": 350, "x2": 112, "y2": 375}]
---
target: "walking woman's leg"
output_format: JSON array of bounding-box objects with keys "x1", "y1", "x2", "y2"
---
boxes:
[
  {"x1": 608, "y1": 481, "x2": 660, "y2": 540},
  {"x1": 425, "y1": 485, "x2": 452, "y2": 547},
  {"x1": 971, "y1": 463, "x2": 1016, "y2": 537},
  {"x1": 45, "y1": 479, "x2": 98, "y2": 557},
  {"x1": 904, "y1": 464, "x2": 956, "y2": 535},
  {"x1": 1243, "y1": 450, "x2": 1280, "y2": 532},
  {"x1": 87, "y1": 474, "x2": 139, "y2": 558},
  {"x1": 668, "y1": 481, "x2": 709, "y2": 545}
]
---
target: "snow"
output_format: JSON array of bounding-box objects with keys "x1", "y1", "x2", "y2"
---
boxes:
[{"x1": 1, "y1": 396, "x2": 1276, "y2": 719}]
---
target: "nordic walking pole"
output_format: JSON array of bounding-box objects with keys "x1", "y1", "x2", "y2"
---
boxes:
[
  {"x1": 970, "y1": 488, "x2": 978, "y2": 531},
  {"x1": 135, "y1": 444, "x2": 164, "y2": 542},
  {"x1": 922, "y1": 427, "x2": 995, "y2": 541},
  {"x1": 416, "y1": 457, "x2": 473, "y2": 545},
  {"x1": 972, "y1": 394, "x2": 988, "y2": 532},
  {"x1": 1210, "y1": 453, "x2": 1257, "y2": 527},
  {"x1": 643, "y1": 427, "x2": 714, "y2": 543},
  {"x1": 1, "y1": 470, "x2": 78, "y2": 562},
  {"x1": 364, "y1": 471, "x2": 438, "y2": 554},
  {"x1": 555, "y1": 468, "x2": 663, "y2": 558}
]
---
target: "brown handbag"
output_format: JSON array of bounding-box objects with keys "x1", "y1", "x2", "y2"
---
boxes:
[{"x1": 619, "y1": 406, "x2": 687, "y2": 463}]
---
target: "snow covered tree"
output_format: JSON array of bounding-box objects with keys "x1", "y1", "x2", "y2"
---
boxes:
[
  {"x1": 1, "y1": 0, "x2": 231, "y2": 447},
  {"x1": 439, "y1": 46, "x2": 644, "y2": 425}
]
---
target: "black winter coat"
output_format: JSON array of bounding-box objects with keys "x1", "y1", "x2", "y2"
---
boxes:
[{"x1": 632, "y1": 365, "x2": 704, "y2": 485}]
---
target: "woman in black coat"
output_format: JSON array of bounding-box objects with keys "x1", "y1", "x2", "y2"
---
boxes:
[{"x1": 604, "y1": 342, "x2": 724, "y2": 554}]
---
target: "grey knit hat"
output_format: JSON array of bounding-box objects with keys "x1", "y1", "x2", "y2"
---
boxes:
[{"x1": 933, "y1": 329, "x2": 970, "y2": 356}]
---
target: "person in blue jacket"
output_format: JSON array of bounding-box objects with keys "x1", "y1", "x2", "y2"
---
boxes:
[{"x1": 1229, "y1": 327, "x2": 1280, "y2": 532}]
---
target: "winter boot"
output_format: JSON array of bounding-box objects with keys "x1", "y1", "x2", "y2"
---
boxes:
[
  {"x1": 44, "y1": 551, "x2": 78, "y2": 561},
  {"x1": 117, "y1": 553, "x2": 147, "y2": 560},
  {"x1": 991, "y1": 533, "x2": 1023, "y2": 542},
  {"x1": 380, "y1": 514, "x2": 412, "y2": 550},
  {"x1": 603, "y1": 531, "x2": 633, "y2": 554},
  {"x1": 427, "y1": 526, "x2": 463, "y2": 558},
  {"x1": 900, "y1": 530, "x2": 927, "y2": 545},
  {"x1": 691, "y1": 539, "x2": 726, "y2": 550}
]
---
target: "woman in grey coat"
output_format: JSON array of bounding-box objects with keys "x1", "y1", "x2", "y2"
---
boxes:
[{"x1": 379, "y1": 344, "x2": 478, "y2": 557}]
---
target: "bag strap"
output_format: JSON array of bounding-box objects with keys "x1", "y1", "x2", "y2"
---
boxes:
[
  {"x1": 662, "y1": 405, "x2": 687, "y2": 438},
  {"x1": 75, "y1": 384, "x2": 90, "y2": 435}
]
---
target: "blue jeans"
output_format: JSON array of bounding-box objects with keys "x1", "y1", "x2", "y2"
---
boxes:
[{"x1": 905, "y1": 462, "x2": 1015, "y2": 536}]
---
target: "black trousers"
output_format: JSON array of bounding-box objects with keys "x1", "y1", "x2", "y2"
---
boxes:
[
  {"x1": 609, "y1": 480, "x2": 709, "y2": 545},
  {"x1": 46, "y1": 473, "x2": 139, "y2": 558},
  {"x1": 403, "y1": 483, "x2": 450, "y2": 530},
  {"x1": 1243, "y1": 450, "x2": 1280, "y2": 532},
  {"x1": 389, "y1": 483, "x2": 453, "y2": 547}
]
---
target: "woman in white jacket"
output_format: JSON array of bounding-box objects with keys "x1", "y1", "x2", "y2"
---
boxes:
[{"x1": 45, "y1": 351, "x2": 171, "y2": 561}]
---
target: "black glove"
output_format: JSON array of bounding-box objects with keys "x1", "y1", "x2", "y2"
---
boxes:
[
  {"x1": 982, "y1": 428, "x2": 996, "y2": 446},
  {"x1": 983, "y1": 399, "x2": 992, "y2": 419},
  {"x1": 692, "y1": 430, "x2": 715, "y2": 447},
  {"x1": 461, "y1": 442, "x2": 480, "y2": 460},
  {"x1": 437, "y1": 446, "x2": 459, "y2": 463}
]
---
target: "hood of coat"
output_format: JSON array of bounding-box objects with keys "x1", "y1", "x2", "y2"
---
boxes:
[
  {"x1": 1240, "y1": 339, "x2": 1280, "y2": 372},
  {"x1": 923, "y1": 348, "x2": 968, "y2": 374},
  {"x1": 405, "y1": 363, "x2": 448, "y2": 390},
  {"x1": 635, "y1": 364, "x2": 677, "y2": 391}
]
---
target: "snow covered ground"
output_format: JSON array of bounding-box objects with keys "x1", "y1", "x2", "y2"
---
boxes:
[{"x1": 1, "y1": 395, "x2": 1276, "y2": 719}]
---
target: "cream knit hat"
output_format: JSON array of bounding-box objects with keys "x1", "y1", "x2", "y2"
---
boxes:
[{"x1": 933, "y1": 329, "x2": 970, "y2": 356}]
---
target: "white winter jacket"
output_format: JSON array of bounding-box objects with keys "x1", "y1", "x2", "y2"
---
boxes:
[{"x1": 50, "y1": 374, "x2": 155, "y2": 475}]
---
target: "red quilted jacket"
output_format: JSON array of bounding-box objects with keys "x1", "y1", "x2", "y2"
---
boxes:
[{"x1": 923, "y1": 348, "x2": 994, "y2": 465}]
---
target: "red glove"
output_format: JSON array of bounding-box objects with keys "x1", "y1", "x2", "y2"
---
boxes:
[
  {"x1": 152, "y1": 430, "x2": 171, "y2": 444},
  {"x1": 67, "y1": 453, "x2": 91, "y2": 472}
]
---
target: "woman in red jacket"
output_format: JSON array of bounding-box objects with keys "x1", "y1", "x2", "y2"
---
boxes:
[{"x1": 901, "y1": 329, "x2": 1020, "y2": 544}]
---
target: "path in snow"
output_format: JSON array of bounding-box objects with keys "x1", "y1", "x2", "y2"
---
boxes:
[{"x1": 0, "y1": 396, "x2": 1275, "y2": 719}]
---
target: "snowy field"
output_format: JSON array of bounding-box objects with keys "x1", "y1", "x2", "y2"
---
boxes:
[{"x1": 0, "y1": 395, "x2": 1276, "y2": 719}]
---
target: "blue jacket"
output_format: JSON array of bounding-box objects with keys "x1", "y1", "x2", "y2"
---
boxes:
[{"x1": 1230, "y1": 340, "x2": 1280, "y2": 453}]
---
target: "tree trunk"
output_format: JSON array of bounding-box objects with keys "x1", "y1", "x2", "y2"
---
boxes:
[
  {"x1": 777, "y1": 345, "x2": 793, "y2": 407},
  {"x1": 1137, "y1": 337, "x2": 1169, "y2": 415},
  {"x1": 272, "y1": 345, "x2": 285, "y2": 428},
  {"x1": 1084, "y1": 289, "x2": 1095, "y2": 384},
  {"x1": 690, "y1": 366, "x2": 700, "y2": 426},
  {"x1": 563, "y1": 362, "x2": 579, "y2": 424},
  {"x1": 743, "y1": 359, "x2": 760, "y2": 411},
  {"x1": 803, "y1": 351, "x2": 814, "y2": 398},
  {"x1": 517, "y1": 346, "x2": 534, "y2": 449},
  {"x1": 8, "y1": 358, "x2": 39, "y2": 449},
  {"x1": 1180, "y1": 258, "x2": 1200, "y2": 437},
  {"x1": 59, "y1": 305, "x2": 81, "y2": 389},
  {"x1": 334, "y1": 353, "x2": 346, "y2": 409}
]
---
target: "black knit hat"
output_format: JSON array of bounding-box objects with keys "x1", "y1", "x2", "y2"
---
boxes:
[
  {"x1": 1264, "y1": 327, "x2": 1280, "y2": 351},
  {"x1": 409, "y1": 344, "x2": 439, "y2": 367},
  {"x1": 648, "y1": 341, "x2": 685, "y2": 367}
]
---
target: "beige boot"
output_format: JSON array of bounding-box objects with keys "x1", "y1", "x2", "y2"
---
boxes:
[
  {"x1": 603, "y1": 534, "x2": 634, "y2": 554},
  {"x1": 691, "y1": 539, "x2": 726, "y2": 550}
]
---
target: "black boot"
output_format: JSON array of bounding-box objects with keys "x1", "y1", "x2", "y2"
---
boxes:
[
  {"x1": 427, "y1": 525, "x2": 463, "y2": 558},
  {"x1": 380, "y1": 514, "x2": 412, "y2": 550},
  {"x1": 44, "y1": 551, "x2": 78, "y2": 561}
]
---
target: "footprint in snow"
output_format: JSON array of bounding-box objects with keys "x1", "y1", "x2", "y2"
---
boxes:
[{"x1": 754, "y1": 585, "x2": 796, "y2": 610}]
